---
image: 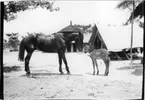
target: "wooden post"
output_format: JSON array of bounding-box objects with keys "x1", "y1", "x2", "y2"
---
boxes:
[
  {"x1": 130, "y1": 0, "x2": 135, "y2": 68},
  {"x1": 71, "y1": 43, "x2": 73, "y2": 52}
]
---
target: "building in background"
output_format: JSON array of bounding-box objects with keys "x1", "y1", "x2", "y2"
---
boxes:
[{"x1": 58, "y1": 21, "x2": 81, "y2": 52}]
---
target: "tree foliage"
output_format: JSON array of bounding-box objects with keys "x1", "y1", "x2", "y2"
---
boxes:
[
  {"x1": 74, "y1": 24, "x2": 92, "y2": 34},
  {"x1": 4, "y1": 0, "x2": 59, "y2": 21},
  {"x1": 6, "y1": 33, "x2": 20, "y2": 50},
  {"x1": 126, "y1": 1, "x2": 144, "y2": 24},
  {"x1": 116, "y1": 0, "x2": 144, "y2": 27},
  {"x1": 116, "y1": 0, "x2": 142, "y2": 11}
]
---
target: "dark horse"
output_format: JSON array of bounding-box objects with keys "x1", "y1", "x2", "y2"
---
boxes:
[{"x1": 18, "y1": 32, "x2": 83, "y2": 75}]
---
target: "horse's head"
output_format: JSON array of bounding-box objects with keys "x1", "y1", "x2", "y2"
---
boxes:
[
  {"x1": 84, "y1": 43, "x2": 93, "y2": 53},
  {"x1": 73, "y1": 31, "x2": 84, "y2": 51}
]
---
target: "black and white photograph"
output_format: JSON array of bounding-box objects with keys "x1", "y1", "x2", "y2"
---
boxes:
[{"x1": 1, "y1": 0, "x2": 144, "y2": 100}]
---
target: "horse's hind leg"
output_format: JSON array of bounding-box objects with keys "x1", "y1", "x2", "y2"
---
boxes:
[
  {"x1": 25, "y1": 50, "x2": 34, "y2": 75},
  {"x1": 104, "y1": 57, "x2": 110, "y2": 76},
  {"x1": 91, "y1": 57, "x2": 96, "y2": 75},
  {"x1": 58, "y1": 52, "x2": 64, "y2": 75}
]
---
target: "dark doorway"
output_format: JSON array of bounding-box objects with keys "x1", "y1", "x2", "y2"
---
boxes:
[
  {"x1": 94, "y1": 36, "x2": 101, "y2": 49},
  {"x1": 73, "y1": 43, "x2": 77, "y2": 52},
  {"x1": 67, "y1": 44, "x2": 71, "y2": 52}
]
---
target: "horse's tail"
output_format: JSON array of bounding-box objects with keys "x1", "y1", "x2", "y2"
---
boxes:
[{"x1": 18, "y1": 40, "x2": 25, "y2": 61}]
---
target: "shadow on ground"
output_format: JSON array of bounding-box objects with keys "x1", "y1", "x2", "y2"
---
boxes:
[
  {"x1": 31, "y1": 72, "x2": 61, "y2": 76},
  {"x1": 21, "y1": 72, "x2": 83, "y2": 78},
  {"x1": 131, "y1": 68, "x2": 143, "y2": 76},
  {"x1": 86, "y1": 72, "x2": 106, "y2": 76},
  {"x1": 117, "y1": 63, "x2": 143, "y2": 76},
  {"x1": 31, "y1": 72, "x2": 83, "y2": 76},
  {"x1": 3, "y1": 65, "x2": 21, "y2": 73}
]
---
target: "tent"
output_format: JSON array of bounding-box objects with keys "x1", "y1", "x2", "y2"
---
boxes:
[
  {"x1": 89, "y1": 24, "x2": 107, "y2": 49},
  {"x1": 86, "y1": 24, "x2": 128, "y2": 60},
  {"x1": 96, "y1": 23, "x2": 143, "y2": 51}
]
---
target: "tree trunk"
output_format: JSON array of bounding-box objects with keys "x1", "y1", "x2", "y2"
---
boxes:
[{"x1": 130, "y1": 0, "x2": 135, "y2": 68}]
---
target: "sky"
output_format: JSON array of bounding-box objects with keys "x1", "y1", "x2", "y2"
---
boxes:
[{"x1": 4, "y1": 0, "x2": 143, "y2": 50}]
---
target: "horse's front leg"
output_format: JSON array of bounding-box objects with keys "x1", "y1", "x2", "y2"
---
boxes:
[
  {"x1": 91, "y1": 57, "x2": 95, "y2": 75},
  {"x1": 58, "y1": 52, "x2": 64, "y2": 75},
  {"x1": 25, "y1": 51, "x2": 33, "y2": 75},
  {"x1": 61, "y1": 51, "x2": 71, "y2": 75}
]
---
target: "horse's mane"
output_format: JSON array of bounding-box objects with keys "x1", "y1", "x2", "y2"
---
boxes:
[
  {"x1": 53, "y1": 33, "x2": 64, "y2": 38},
  {"x1": 53, "y1": 33, "x2": 65, "y2": 46}
]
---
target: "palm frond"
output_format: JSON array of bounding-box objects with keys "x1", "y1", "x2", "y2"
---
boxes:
[
  {"x1": 116, "y1": 0, "x2": 133, "y2": 10},
  {"x1": 127, "y1": 0, "x2": 144, "y2": 23},
  {"x1": 116, "y1": 0, "x2": 143, "y2": 11}
]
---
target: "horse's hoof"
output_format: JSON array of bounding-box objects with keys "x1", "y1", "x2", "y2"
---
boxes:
[
  {"x1": 26, "y1": 71, "x2": 31, "y2": 75},
  {"x1": 105, "y1": 72, "x2": 109, "y2": 76},
  {"x1": 60, "y1": 72, "x2": 64, "y2": 75},
  {"x1": 97, "y1": 72, "x2": 99, "y2": 75},
  {"x1": 67, "y1": 72, "x2": 71, "y2": 75},
  {"x1": 104, "y1": 73, "x2": 108, "y2": 76}
]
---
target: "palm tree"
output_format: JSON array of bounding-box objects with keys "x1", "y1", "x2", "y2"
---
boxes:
[
  {"x1": 117, "y1": 1, "x2": 144, "y2": 99},
  {"x1": 126, "y1": 0, "x2": 144, "y2": 26},
  {"x1": 116, "y1": 0, "x2": 144, "y2": 27}
]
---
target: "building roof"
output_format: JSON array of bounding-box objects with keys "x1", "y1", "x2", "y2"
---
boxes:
[{"x1": 58, "y1": 21, "x2": 80, "y2": 33}]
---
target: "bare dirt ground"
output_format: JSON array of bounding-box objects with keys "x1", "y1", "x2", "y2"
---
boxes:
[{"x1": 3, "y1": 51, "x2": 143, "y2": 100}]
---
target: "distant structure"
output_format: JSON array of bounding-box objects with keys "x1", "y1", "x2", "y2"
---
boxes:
[
  {"x1": 58, "y1": 21, "x2": 81, "y2": 52},
  {"x1": 59, "y1": 22, "x2": 108, "y2": 52},
  {"x1": 58, "y1": 21, "x2": 80, "y2": 33}
]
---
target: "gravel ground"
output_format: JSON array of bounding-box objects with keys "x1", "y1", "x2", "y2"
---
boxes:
[{"x1": 3, "y1": 51, "x2": 143, "y2": 100}]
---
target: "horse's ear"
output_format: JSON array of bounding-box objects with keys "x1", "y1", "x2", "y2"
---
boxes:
[
  {"x1": 79, "y1": 31, "x2": 83, "y2": 36},
  {"x1": 79, "y1": 31, "x2": 81, "y2": 35}
]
